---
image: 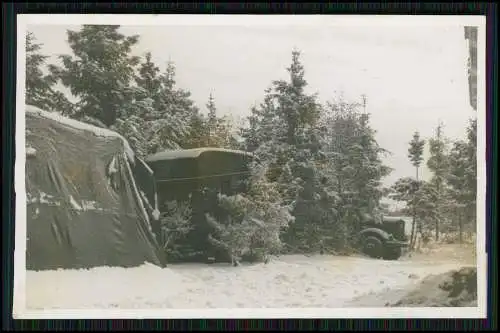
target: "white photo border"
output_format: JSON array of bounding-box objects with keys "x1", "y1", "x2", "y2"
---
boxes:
[{"x1": 13, "y1": 14, "x2": 487, "y2": 319}]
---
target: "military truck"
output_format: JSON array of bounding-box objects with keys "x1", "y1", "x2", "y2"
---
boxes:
[
  {"x1": 358, "y1": 215, "x2": 409, "y2": 260},
  {"x1": 144, "y1": 147, "x2": 257, "y2": 263}
]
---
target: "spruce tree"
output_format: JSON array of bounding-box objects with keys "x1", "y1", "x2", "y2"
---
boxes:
[
  {"x1": 207, "y1": 92, "x2": 217, "y2": 138},
  {"x1": 135, "y1": 52, "x2": 162, "y2": 100},
  {"x1": 321, "y1": 96, "x2": 391, "y2": 246},
  {"x1": 427, "y1": 122, "x2": 450, "y2": 241},
  {"x1": 26, "y1": 31, "x2": 52, "y2": 109},
  {"x1": 447, "y1": 140, "x2": 469, "y2": 242},
  {"x1": 447, "y1": 118, "x2": 477, "y2": 242},
  {"x1": 407, "y1": 131, "x2": 425, "y2": 248},
  {"x1": 133, "y1": 56, "x2": 194, "y2": 154},
  {"x1": 242, "y1": 50, "x2": 390, "y2": 252},
  {"x1": 49, "y1": 25, "x2": 141, "y2": 127},
  {"x1": 25, "y1": 32, "x2": 72, "y2": 114},
  {"x1": 465, "y1": 118, "x2": 477, "y2": 227}
]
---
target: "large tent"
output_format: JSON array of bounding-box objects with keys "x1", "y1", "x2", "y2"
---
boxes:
[{"x1": 25, "y1": 105, "x2": 165, "y2": 270}]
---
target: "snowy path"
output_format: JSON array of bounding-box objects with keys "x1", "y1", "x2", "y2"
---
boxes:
[{"x1": 26, "y1": 246, "x2": 474, "y2": 309}]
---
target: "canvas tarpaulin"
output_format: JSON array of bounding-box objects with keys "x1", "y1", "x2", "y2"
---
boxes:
[
  {"x1": 25, "y1": 106, "x2": 165, "y2": 270},
  {"x1": 145, "y1": 148, "x2": 256, "y2": 204}
]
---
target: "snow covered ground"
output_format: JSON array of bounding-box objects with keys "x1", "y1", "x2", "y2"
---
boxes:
[{"x1": 26, "y1": 245, "x2": 475, "y2": 309}]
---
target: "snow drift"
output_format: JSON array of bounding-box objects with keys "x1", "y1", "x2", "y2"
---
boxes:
[
  {"x1": 346, "y1": 245, "x2": 478, "y2": 308},
  {"x1": 389, "y1": 267, "x2": 478, "y2": 307}
]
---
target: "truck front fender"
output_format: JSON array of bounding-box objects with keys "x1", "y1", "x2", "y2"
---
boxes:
[{"x1": 359, "y1": 228, "x2": 392, "y2": 242}]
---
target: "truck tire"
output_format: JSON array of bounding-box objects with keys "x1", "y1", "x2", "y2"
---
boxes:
[
  {"x1": 363, "y1": 235, "x2": 384, "y2": 259},
  {"x1": 383, "y1": 247, "x2": 402, "y2": 260}
]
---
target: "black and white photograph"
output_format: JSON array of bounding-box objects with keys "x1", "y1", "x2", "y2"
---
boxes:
[{"x1": 14, "y1": 14, "x2": 486, "y2": 318}]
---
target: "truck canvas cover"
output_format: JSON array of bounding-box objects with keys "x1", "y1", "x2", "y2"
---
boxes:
[
  {"x1": 145, "y1": 148, "x2": 256, "y2": 203},
  {"x1": 25, "y1": 105, "x2": 165, "y2": 270},
  {"x1": 144, "y1": 148, "x2": 257, "y2": 261}
]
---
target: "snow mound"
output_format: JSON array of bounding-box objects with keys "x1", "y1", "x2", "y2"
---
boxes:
[
  {"x1": 26, "y1": 146, "x2": 37, "y2": 157},
  {"x1": 108, "y1": 156, "x2": 118, "y2": 175},
  {"x1": 390, "y1": 267, "x2": 478, "y2": 307},
  {"x1": 26, "y1": 263, "x2": 189, "y2": 309},
  {"x1": 347, "y1": 266, "x2": 478, "y2": 308}
]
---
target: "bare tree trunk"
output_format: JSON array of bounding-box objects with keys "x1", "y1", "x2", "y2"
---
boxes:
[
  {"x1": 410, "y1": 166, "x2": 419, "y2": 250},
  {"x1": 413, "y1": 225, "x2": 419, "y2": 250},
  {"x1": 459, "y1": 210, "x2": 463, "y2": 244},
  {"x1": 416, "y1": 219, "x2": 423, "y2": 248},
  {"x1": 435, "y1": 218, "x2": 440, "y2": 241},
  {"x1": 410, "y1": 218, "x2": 416, "y2": 250},
  {"x1": 435, "y1": 182, "x2": 441, "y2": 242}
]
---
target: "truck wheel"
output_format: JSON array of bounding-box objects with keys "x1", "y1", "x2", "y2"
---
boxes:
[
  {"x1": 383, "y1": 247, "x2": 402, "y2": 260},
  {"x1": 363, "y1": 236, "x2": 383, "y2": 259}
]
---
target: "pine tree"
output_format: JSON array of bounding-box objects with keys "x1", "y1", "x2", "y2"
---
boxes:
[
  {"x1": 350, "y1": 99, "x2": 392, "y2": 226},
  {"x1": 243, "y1": 50, "x2": 320, "y2": 181},
  {"x1": 207, "y1": 92, "x2": 217, "y2": 139},
  {"x1": 49, "y1": 25, "x2": 141, "y2": 127},
  {"x1": 413, "y1": 181, "x2": 439, "y2": 245},
  {"x1": 427, "y1": 122, "x2": 450, "y2": 241},
  {"x1": 199, "y1": 93, "x2": 237, "y2": 148},
  {"x1": 465, "y1": 118, "x2": 477, "y2": 227},
  {"x1": 202, "y1": 92, "x2": 225, "y2": 147},
  {"x1": 320, "y1": 96, "x2": 391, "y2": 246},
  {"x1": 26, "y1": 31, "x2": 52, "y2": 109},
  {"x1": 407, "y1": 131, "x2": 426, "y2": 249},
  {"x1": 135, "y1": 52, "x2": 162, "y2": 100},
  {"x1": 185, "y1": 113, "x2": 208, "y2": 148},
  {"x1": 25, "y1": 32, "x2": 72, "y2": 114},
  {"x1": 272, "y1": 49, "x2": 320, "y2": 145},
  {"x1": 447, "y1": 118, "x2": 477, "y2": 242},
  {"x1": 223, "y1": 115, "x2": 245, "y2": 150},
  {"x1": 447, "y1": 140, "x2": 469, "y2": 242},
  {"x1": 264, "y1": 50, "x2": 324, "y2": 249},
  {"x1": 134, "y1": 59, "x2": 203, "y2": 151},
  {"x1": 158, "y1": 200, "x2": 193, "y2": 259},
  {"x1": 48, "y1": 25, "x2": 199, "y2": 157},
  {"x1": 156, "y1": 61, "x2": 198, "y2": 150},
  {"x1": 242, "y1": 51, "x2": 390, "y2": 253},
  {"x1": 242, "y1": 88, "x2": 283, "y2": 157},
  {"x1": 205, "y1": 164, "x2": 293, "y2": 264},
  {"x1": 133, "y1": 56, "x2": 194, "y2": 155},
  {"x1": 391, "y1": 177, "x2": 421, "y2": 204},
  {"x1": 390, "y1": 177, "x2": 436, "y2": 246}
]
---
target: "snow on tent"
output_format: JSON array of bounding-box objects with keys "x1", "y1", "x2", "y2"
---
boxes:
[
  {"x1": 144, "y1": 148, "x2": 258, "y2": 262},
  {"x1": 25, "y1": 105, "x2": 165, "y2": 270}
]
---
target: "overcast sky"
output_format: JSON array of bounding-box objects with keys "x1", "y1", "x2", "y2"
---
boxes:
[{"x1": 28, "y1": 22, "x2": 475, "y2": 195}]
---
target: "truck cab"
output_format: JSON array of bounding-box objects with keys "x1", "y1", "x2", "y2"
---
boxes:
[{"x1": 359, "y1": 215, "x2": 409, "y2": 260}]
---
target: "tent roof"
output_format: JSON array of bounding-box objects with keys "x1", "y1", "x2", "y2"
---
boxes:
[
  {"x1": 26, "y1": 104, "x2": 135, "y2": 161},
  {"x1": 145, "y1": 147, "x2": 256, "y2": 163}
]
